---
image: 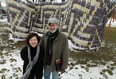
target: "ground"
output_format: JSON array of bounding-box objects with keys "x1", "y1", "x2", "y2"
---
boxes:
[{"x1": 0, "y1": 23, "x2": 116, "y2": 79}]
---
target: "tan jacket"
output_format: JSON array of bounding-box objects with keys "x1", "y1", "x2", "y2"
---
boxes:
[{"x1": 40, "y1": 31, "x2": 69, "y2": 71}]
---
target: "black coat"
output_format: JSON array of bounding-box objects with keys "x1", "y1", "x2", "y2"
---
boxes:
[{"x1": 20, "y1": 45, "x2": 44, "y2": 78}]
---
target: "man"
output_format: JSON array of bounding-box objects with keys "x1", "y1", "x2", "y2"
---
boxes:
[{"x1": 40, "y1": 17, "x2": 69, "y2": 79}]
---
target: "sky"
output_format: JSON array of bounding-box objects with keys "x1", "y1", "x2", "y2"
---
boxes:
[{"x1": 0, "y1": 0, "x2": 6, "y2": 6}]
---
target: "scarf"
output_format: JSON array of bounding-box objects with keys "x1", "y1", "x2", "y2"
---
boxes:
[
  {"x1": 45, "y1": 29, "x2": 59, "y2": 65},
  {"x1": 20, "y1": 45, "x2": 40, "y2": 79}
]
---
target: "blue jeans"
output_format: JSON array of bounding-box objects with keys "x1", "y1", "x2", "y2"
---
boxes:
[{"x1": 44, "y1": 65, "x2": 59, "y2": 79}]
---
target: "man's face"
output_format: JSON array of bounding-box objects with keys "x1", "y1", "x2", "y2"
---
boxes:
[{"x1": 49, "y1": 23, "x2": 58, "y2": 33}]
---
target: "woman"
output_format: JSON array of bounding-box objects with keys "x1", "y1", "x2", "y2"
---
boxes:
[{"x1": 20, "y1": 33, "x2": 44, "y2": 79}]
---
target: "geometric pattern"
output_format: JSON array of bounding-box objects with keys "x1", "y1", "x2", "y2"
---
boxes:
[{"x1": 6, "y1": 0, "x2": 116, "y2": 50}]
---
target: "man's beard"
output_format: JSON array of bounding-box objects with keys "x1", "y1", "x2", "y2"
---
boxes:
[{"x1": 50, "y1": 29, "x2": 57, "y2": 33}]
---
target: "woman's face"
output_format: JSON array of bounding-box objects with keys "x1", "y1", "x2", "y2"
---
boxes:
[{"x1": 29, "y1": 36, "x2": 38, "y2": 48}]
